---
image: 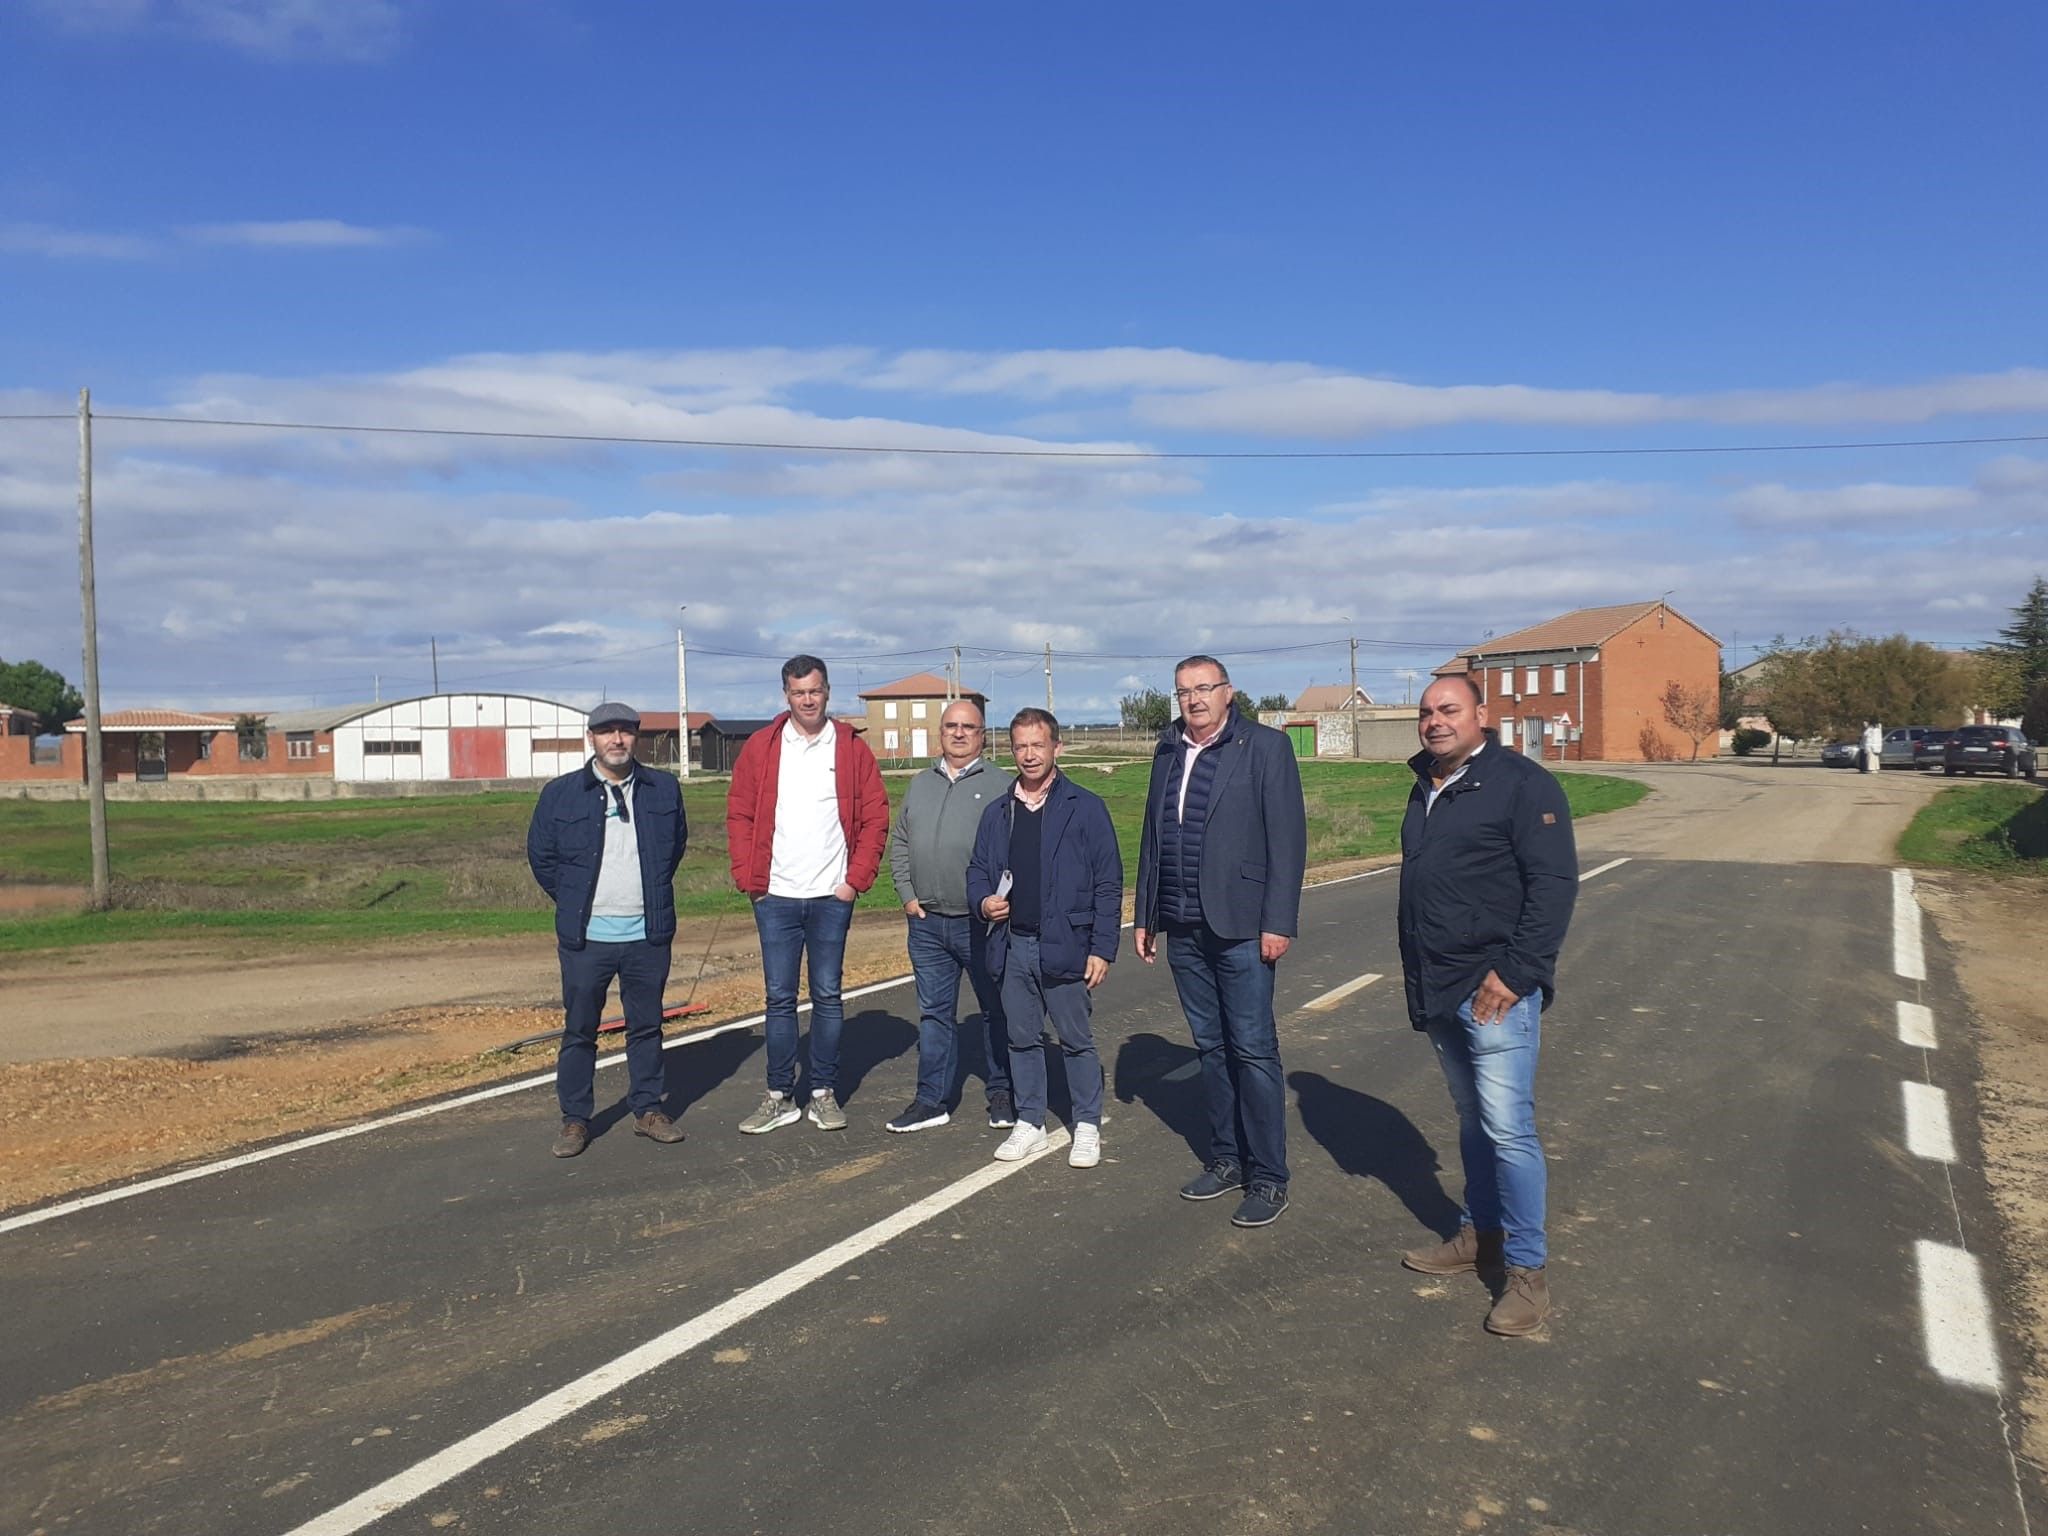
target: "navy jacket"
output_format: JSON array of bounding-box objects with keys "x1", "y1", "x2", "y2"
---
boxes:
[
  {"x1": 1135, "y1": 716, "x2": 1307, "y2": 942},
  {"x1": 1397, "y1": 736, "x2": 1577, "y2": 1029},
  {"x1": 527, "y1": 762, "x2": 687, "y2": 949},
  {"x1": 966, "y1": 775, "x2": 1124, "y2": 984}
]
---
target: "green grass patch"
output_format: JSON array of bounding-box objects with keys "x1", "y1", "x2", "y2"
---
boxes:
[
  {"x1": 1898, "y1": 784, "x2": 2048, "y2": 876},
  {"x1": 0, "y1": 760, "x2": 1648, "y2": 953}
]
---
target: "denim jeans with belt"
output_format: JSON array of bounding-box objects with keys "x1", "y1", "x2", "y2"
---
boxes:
[
  {"x1": 1165, "y1": 920, "x2": 1289, "y2": 1188},
  {"x1": 556, "y1": 937, "x2": 672, "y2": 1123},
  {"x1": 753, "y1": 893, "x2": 854, "y2": 1095},
  {"x1": 1427, "y1": 991, "x2": 1546, "y2": 1267},
  {"x1": 906, "y1": 910, "x2": 1011, "y2": 1108},
  {"x1": 999, "y1": 931, "x2": 1102, "y2": 1130}
]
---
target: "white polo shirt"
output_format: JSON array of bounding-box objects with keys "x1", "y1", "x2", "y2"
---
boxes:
[{"x1": 769, "y1": 718, "x2": 849, "y2": 898}]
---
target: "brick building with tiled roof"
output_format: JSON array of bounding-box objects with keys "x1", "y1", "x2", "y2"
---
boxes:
[
  {"x1": 1434, "y1": 600, "x2": 1721, "y2": 762},
  {"x1": 857, "y1": 672, "x2": 988, "y2": 762}
]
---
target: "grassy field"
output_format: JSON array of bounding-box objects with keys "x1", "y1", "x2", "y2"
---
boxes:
[
  {"x1": 0, "y1": 761, "x2": 1647, "y2": 953},
  {"x1": 1898, "y1": 783, "x2": 2048, "y2": 876}
]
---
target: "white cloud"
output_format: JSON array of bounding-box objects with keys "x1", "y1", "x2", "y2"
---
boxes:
[
  {"x1": 0, "y1": 222, "x2": 155, "y2": 259},
  {"x1": 181, "y1": 219, "x2": 425, "y2": 249},
  {"x1": 1729, "y1": 481, "x2": 1980, "y2": 527},
  {"x1": 31, "y1": 0, "x2": 403, "y2": 60}
]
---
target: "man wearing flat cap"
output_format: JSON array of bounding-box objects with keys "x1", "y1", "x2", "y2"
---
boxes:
[{"x1": 527, "y1": 701, "x2": 689, "y2": 1157}]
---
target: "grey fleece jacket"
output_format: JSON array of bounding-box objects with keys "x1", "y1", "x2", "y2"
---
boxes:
[{"x1": 888, "y1": 756, "x2": 1014, "y2": 915}]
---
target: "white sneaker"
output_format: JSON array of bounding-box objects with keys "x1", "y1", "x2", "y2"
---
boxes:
[
  {"x1": 993, "y1": 1123, "x2": 1050, "y2": 1162},
  {"x1": 1068, "y1": 1123, "x2": 1101, "y2": 1168}
]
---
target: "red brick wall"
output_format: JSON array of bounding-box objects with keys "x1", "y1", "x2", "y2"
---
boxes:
[
  {"x1": 0, "y1": 734, "x2": 82, "y2": 781},
  {"x1": 1470, "y1": 610, "x2": 1720, "y2": 763}
]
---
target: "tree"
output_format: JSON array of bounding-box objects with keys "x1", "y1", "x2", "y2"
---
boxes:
[
  {"x1": 1756, "y1": 647, "x2": 1828, "y2": 758},
  {"x1": 1119, "y1": 688, "x2": 1171, "y2": 733},
  {"x1": 0, "y1": 658, "x2": 84, "y2": 734},
  {"x1": 2024, "y1": 680, "x2": 2048, "y2": 748},
  {"x1": 234, "y1": 712, "x2": 269, "y2": 762},
  {"x1": 1978, "y1": 575, "x2": 2048, "y2": 718},
  {"x1": 1718, "y1": 671, "x2": 1747, "y2": 732},
  {"x1": 1803, "y1": 631, "x2": 1975, "y2": 735},
  {"x1": 1660, "y1": 680, "x2": 1719, "y2": 761},
  {"x1": 1254, "y1": 692, "x2": 1291, "y2": 712}
]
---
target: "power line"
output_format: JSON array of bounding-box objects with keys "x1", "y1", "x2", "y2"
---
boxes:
[{"x1": 3, "y1": 408, "x2": 2040, "y2": 461}]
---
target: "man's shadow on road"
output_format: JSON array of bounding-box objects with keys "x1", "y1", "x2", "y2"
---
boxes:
[
  {"x1": 1111, "y1": 1032, "x2": 1211, "y2": 1163},
  {"x1": 1288, "y1": 1069, "x2": 1463, "y2": 1239},
  {"x1": 587, "y1": 1028, "x2": 763, "y2": 1141}
]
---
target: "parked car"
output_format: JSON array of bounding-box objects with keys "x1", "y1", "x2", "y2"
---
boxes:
[
  {"x1": 1821, "y1": 740, "x2": 1860, "y2": 769},
  {"x1": 1943, "y1": 725, "x2": 2038, "y2": 778},
  {"x1": 1881, "y1": 725, "x2": 1943, "y2": 768},
  {"x1": 1913, "y1": 730, "x2": 1958, "y2": 771}
]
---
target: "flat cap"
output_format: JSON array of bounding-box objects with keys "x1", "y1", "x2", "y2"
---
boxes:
[{"x1": 587, "y1": 701, "x2": 641, "y2": 731}]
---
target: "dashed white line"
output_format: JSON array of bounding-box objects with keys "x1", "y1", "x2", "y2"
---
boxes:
[
  {"x1": 281, "y1": 1127, "x2": 1071, "y2": 1536},
  {"x1": 1302, "y1": 973, "x2": 1383, "y2": 1011},
  {"x1": 1914, "y1": 1239, "x2": 2003, "y2": 1393},
  {"x1": 1897, "y1": 1000, "x2": 1937, "y2": 1050},
  {"x1": 1892, "y1": 868, "x2": 1926, "y2": 981},
  {"x1": 1579, "y1": 857, "x2": 1631, "y2": 882},
  {"x1": 1902, "y1": 1081, "x2": 1958, "y2": 1164}
]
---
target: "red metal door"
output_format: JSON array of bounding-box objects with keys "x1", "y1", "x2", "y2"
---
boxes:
[{"x1": 448, "y1": 727, "x2": 506, "y2": 779}]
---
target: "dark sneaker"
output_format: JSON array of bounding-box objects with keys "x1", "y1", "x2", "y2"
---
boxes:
[
  {"x1": 1402, "y1": 1226, "x2": 1504, "y2": 1276},
  {"x1": 987, "y1": 1091, "x2": 1017, "y2": 1129},
  {"x1": 886, "y1": 1099, "x2": 951, "y2": 1133},
  {"x1": 1230, "y1": 1181, "x2": 1289, "y2": 1228},
  {"x1": 551, "y1": 1119, "x2": 590, "y2": 1158},
  {"x1": 633, "y1": 1109, "x2": 686, "y2": 1144},
  {"x1": 739, "y1": 1091, "x2": 801, "y2": 1135},
  {"x1": 807, "y1": 1088, "x2": 848, "y2": 1131},
  {"x1": 1485, "y1": 1265, "x2": 1551, "y2": 1336},
  {"x1": 1179, "y1": 1160, "x2": 1246, "y2": 1201}
]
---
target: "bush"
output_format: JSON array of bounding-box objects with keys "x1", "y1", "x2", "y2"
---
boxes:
[{"x1": 1731, "y1": 727, "x2": 1772, "y2": 756}]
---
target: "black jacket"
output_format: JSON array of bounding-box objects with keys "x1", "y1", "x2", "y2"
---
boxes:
[
  {"x1": 1135, "y1": 716, "x2": 1307, "y2": 941},
  {"x1": 1397, "y1": 736, "x2": 1577, "y2": 1029},
  {"x1": 526, "y1": 762, "x2": 687, "y2": 949}
]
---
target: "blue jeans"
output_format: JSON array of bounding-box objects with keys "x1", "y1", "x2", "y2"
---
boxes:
[
  {"x1": 906, "y1": 911, "x2": 1011, "y2": 1107},
  {"x1": 1427, "y1": 992, "x2": 1546, "y2": 1268},
  {"x1": 1000, "y1": 932, "x2": 1103, "y2": 1130},
  {"x1": 556, "y1": 937, "x2": 672, "y2": 1123},
  {"x1": 1165, "y1": 921, "x2": 1289, "y2": 1188},
  {"x1": 753, "y1": 893, "x2": 854, "y2": 1096}
]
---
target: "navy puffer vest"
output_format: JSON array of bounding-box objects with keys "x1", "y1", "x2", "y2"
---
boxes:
[{"x1": 1156, "y1": 718, "x2": 1234, "y2": 926}]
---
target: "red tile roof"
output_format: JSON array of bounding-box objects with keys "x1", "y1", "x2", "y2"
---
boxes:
[
  {"x1": 636, "y1": 711, "x2": 716, "y2": 732},
  {"x1": 1292, "y1": 684, "x2": 1375, "y2": 712},
  {"x1": 1434, "y1": 601, "x2": 1716, "y2": 674},
  {"x1": 857, "y1": 672, "x2": 987, "y2": 701},
  {"x1": 66, "y1": 708, "x2": 237, "y2": 732}
]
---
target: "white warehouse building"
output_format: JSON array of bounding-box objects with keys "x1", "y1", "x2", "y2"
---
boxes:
[{"x1": 331, "y1": 694, "x2": 594, "y2": 783}]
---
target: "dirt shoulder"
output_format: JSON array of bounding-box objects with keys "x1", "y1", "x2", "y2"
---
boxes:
[{"x1": 1915, "y1": 875, "x2": 2048, "y2": 1483}]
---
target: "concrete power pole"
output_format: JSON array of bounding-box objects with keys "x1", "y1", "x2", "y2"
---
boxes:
[
  {"x1": 949, "y1": 644, "x2": 961, "y2": 702},
  {"x1": 1349, "y1": 633, "x2": 1361, "y2": 756},
  {"x1": 676, "y1": 605, "x2": 691, "y2": 780},
  {"x1": 77, "y1": 388, "x2": 111, "y2": 911},
  {"x1": 1043, "y1": 643, "x2": 1054, "y2": 716}
]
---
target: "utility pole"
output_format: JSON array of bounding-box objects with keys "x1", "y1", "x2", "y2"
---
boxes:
[
  {"x1": 430, "y1": 637, "x2": 440, "y2": 694},
  {"x1": 77, "y1": 388, "x2": 110, "y2": 911},
  {"x1": 1349, "y1": 633, "x2": 1361, "y2": 757},
  {"x1": 373, "y1": 672, "x2": 381, "y2": 704},
  {"x1": 1043, "y1": 643, "x2": 1054, "y2": 716},
  {"x1": 949, "y1": 644, "x2": 961, "y2": 702},
  {"x1": 676, "y1": 605, "x2": 691, "y2": 779}
]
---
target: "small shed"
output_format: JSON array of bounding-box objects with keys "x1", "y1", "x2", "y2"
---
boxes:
[{"x1": 698, "y1": 718, "x2": 776, "y2": 775}]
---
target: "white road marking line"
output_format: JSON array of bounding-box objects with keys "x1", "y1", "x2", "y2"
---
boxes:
[
  {"x1": 1579, "y1": 857, "x2": 1631, "y2": 882},
  {"x1": 1897, "y1": 1000, "x2": 1937, "y2": 1050},
  {"x1": 0, "y1": 871, "x2": 1396, "y2": 1238},
  {"x1": 1892, "y1": 868, "x2": 1926, "y2": 981},
  {"x1": 281, "y1": 1128, "x2": 1071, "y2": 1536},
  {"x1": 1302, "y1": 973, "x2": 1383, "y2": 1011},
  {"x1": 1902, "y1": 1081, "x2": 1958, "y2": 1164},
  {"x1": 1914, "y1": 1239, "x2": 2002, "y2": 1392}
]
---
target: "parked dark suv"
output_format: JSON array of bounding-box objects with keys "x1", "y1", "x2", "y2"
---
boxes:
[
  {"x1": 1943, "y1": 725, "x2": 2038, "y2": 778},
  {"x1": 1912, "y1": 729, "x2": 1958, "y2": 770}
]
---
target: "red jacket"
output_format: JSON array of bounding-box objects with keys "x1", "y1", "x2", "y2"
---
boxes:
[{"x1": 726, "y1": 714, "x2": 890, "y2": 897}]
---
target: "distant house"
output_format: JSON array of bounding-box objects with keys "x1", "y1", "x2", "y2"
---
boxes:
[
  {"x1": 1291, "y1": 683, "x2": 1376, "y2": 712},
  {"x1": 858, "y1": 672, "x2": 987, "y2": 761},
  {"x1": 697, "y1": 718, "x2": 777, "y2": 775},
  {"x1": 0, "y1": 702, "x2": 40, "y2": 737},
  {"x1": 636, "y1": 710, "x2": 716, "y2": 770},
  {"x1": 0, "y1": 700, "x2": 75, "y2": 782},
  {"x1": 1434, "y1": 599, "x2": 1721, "y2": 762}
]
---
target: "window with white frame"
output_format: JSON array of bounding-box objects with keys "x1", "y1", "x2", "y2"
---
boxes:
[
  {"x1": 911, "y1": 700, "x2": 927, "y2": 719},
  {"x1": 1551, "y1": 667, "x2": 1567, "y2": 694},
  {"x1": 287, "y1": 731, "x2": 315, "y2": 760},
  {"x1": 1524, "y1": 668, "x2": 1539, "y2": 695},
  {"x1": 1497, "y1": 668, "x2": 1512, "y2": 695},
  {"x1": 883, "y1": 729, "x2": 900, "y2": 752},
  {"x1": 884, "y1": 701, "x2": 898, "y2": 720}
]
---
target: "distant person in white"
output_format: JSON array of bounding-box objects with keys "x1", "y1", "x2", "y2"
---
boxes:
[{"x1": 1861, "y1": 720, "x2": 1883, "y2": 773}]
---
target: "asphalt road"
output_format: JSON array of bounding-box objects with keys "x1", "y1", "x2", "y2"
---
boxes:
[{"x1": 4, "y1": 838, "x2": 2035, "y2": 1535}]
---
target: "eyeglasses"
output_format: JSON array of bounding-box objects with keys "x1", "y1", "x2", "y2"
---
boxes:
[{"x1": 1173, "y1": 682, "x2": 1229, "y2": 702}]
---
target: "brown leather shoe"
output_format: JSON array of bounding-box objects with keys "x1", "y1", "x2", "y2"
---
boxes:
[
  {"x1": 634, "y1": 1109, "x2": 686, "y2": 1145},
  {"x1": 552, "y1": 1119, "x2": 591, "y2": 1158},
  {"x1": 1485, "y1": 1265, "x2": 1550, "y2": 1335},
  {"x1": 1402, "y1": 1226, "x2": 1504, "y2": 1275}
]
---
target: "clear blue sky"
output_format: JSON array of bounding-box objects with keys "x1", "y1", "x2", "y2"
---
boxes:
[{"x1": 3, "y1": 1, "x2": 2044, "y2": 717}]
